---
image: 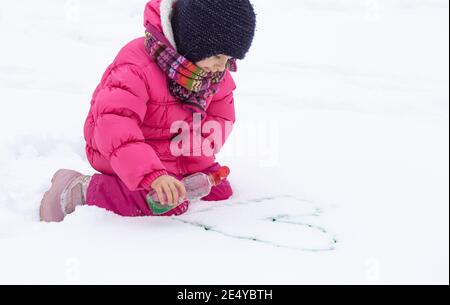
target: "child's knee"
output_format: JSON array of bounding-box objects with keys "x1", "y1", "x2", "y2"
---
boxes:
[{"x1": 202, "y1": 180, "x2": 233, "y2": 201}]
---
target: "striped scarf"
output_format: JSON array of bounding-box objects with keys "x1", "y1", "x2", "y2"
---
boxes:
[{"x1": 144, "y1": 24, "x2": 237, "y2": 116}]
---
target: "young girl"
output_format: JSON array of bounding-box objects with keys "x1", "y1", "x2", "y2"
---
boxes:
[{"x1": 39, "y1": 0, "x2": 256, "y2": 222}]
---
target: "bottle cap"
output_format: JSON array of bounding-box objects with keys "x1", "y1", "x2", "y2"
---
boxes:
[{"x1": 211, "y1": 166, "x2": 230, "y2": 185}]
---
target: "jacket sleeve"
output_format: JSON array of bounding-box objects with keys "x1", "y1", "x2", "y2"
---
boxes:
[
  {"x1": 202, "y1": 70, "x2": 236, "y2": 153},
  {"x1": 173, "y1": 71, "x2": 237, "y2": 158},
  {"x1": 92, "y1": 64, "x2": 167, "y2": 191},
  {"x1": 174, "y1": 71, "x2": 236, "y2": 158}
]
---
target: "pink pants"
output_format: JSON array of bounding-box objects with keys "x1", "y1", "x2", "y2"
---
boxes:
[{"x1": 85, "y1": 163, "x2": 233, "y2": 217}]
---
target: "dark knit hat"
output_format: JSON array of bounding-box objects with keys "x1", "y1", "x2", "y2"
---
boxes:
[{"x1": 171, "y1": 0, "x2": 256, "y2": 63}]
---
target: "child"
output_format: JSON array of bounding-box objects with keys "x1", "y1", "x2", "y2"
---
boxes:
[{"x1": 40, "y1": 0, "x2": 256, "y2": 222}]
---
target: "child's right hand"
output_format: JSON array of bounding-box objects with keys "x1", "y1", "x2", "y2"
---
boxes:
[{"x1": 151, "y1": 175, "x2": 187, "y2": 206}]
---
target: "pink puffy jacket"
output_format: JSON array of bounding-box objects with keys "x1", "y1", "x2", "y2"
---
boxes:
[{"x1": 83, "y1": 0, "x2": 236, "y2": 192}]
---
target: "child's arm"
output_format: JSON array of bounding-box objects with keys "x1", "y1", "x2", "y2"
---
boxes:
[
  {"x1": 177, "y1": 71, "x2": 237, "y2": 157},
  {"x1": 92, "y1": 64, "x2": 168, "y2": 192},
  {"x1": 202, "y1": 70, "x2": 237, "y2": 152}
]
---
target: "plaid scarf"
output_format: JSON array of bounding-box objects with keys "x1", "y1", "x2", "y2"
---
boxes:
[{"x1": 144, "y1": 24, "x2": 237, "y2": 116}]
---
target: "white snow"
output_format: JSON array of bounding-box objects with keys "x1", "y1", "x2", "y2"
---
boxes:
[{"x1": 0, "y1": 0, "x2": 448, "y2": 284}]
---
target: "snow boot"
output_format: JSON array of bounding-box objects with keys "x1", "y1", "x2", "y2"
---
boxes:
[{"x1": 40, "y1": 169, "x2": 91, "y2": 222}]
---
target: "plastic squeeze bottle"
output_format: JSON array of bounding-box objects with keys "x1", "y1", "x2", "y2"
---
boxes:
[{"x1": 146, "y1": 166, "x2": 230, "y2": 215}]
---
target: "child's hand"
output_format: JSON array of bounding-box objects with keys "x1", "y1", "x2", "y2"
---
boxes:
[{"x1": 151, "y1": 175, "x2": 187, "y2": 206}]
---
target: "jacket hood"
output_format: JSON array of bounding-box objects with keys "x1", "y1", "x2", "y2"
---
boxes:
[{"x1": 144, "y1": 0, "x2": 178, "y2": 50}]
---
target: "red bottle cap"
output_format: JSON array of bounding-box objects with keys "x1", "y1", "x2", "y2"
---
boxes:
[{"x1": 211, "y1": 166, "x2": 230, "y2": 185}]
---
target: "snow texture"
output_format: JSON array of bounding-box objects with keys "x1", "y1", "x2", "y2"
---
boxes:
[{"x1": 0, "y1": 0, "x2": 448, "y2": 284}]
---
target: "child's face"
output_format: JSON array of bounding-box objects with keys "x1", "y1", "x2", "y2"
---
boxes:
[{"x1": 196, "y1": 54, "x2": 232, "y2": 73}]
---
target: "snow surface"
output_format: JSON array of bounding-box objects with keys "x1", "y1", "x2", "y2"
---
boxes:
[{"x1": 0, "y1": 0, "x2": 448, "y2": 284}]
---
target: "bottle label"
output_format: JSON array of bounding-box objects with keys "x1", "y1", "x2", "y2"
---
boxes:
[{"x1": 147, "y1": 195, "x2": 179, "y2": 216}]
